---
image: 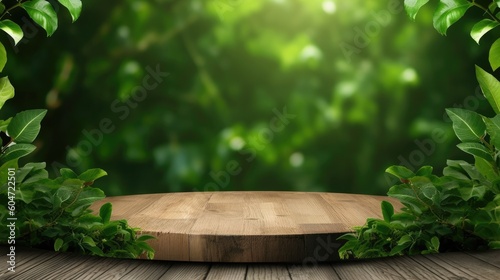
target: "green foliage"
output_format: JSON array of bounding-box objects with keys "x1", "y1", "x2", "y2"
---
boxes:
[
  {"x1": 0, "y1": 0, "x2": 154, "y2": 259},
  {"x1": 339, "y1": 0, "x2": 500, "y2": 259}
]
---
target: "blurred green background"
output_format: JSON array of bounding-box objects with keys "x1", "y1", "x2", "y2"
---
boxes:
[{"x1": 1, "y1": 0, "x2": 495, "y2": 196}]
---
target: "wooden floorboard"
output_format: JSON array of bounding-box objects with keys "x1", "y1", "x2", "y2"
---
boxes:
[{"x1": 1, "y1": 247, "x2": 499, "y2": 279}]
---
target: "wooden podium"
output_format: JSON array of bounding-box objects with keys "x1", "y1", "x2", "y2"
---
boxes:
[{"x1": 90, "y1": 192, "x2": 401, "y2": 262}]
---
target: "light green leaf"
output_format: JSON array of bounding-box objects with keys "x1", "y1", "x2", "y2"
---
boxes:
[
  {"x1": 7, "y1": 109, "x2": 47, "y2": 143},
  {"x1": 60, "y1": 168, "x2": 77, "y2": 179},
  {"x1": 471, "y1": 19, "x2": 500, "y2": 44},
  {"x1": 58, "y1": 0, "x2": 82, "y2": 22},
  {"x1": 398, "y1": 235, "x2": 413, "y2": 246},
  {"x1": 446, "y1": 108, "x2": 485, "y2": 142},
  {"x1": 0, "y1": 118, "x2": 12, "y2": 132},
  {"x1": 476, "y1": 65, "x2": 500, "y2": 113},
  {"x1": 99, "y1": 202, "x2": 112, "y2": 224},
  {"x1": 22, "y1": 0, "x2": 58, "y2": 36},
  {"x1": 430, "y1": 236, "x2": 440, "y2": 249},
  {"x1": 416, "y1": 166, "x2": 433, "y2": 176},
  {"x1": 82, "y1": 236, "x2": 96, "y2": 247},
  {"x1": 0, "y1": 76, "x2": 14, "y2": 110},
  {"x1": 457, "y1": 142, "x2": 493, "y2": 161},
  {"x1": 54, "y1": 238, "x2": 64, "y2": 251},
  {"x1": 490, "y1": 38, "x2": 500, "y2": 71},
  {"x1": 381, "y1": 201, "x2": 394, "y2": 223},
  {"x1": 78, "y1": 168, "x2": 107, "y2": 183},
  {"x1": 0, "y1": 144, "x2": 36, "y2": 165},
  {"x1": 404, "y1": 0, "x2": 430, "y2": 20},
  {"x1": 0, "y1": 42, "x2": 6, "y2": 72},
  {"x1": 0, "y1": 20, "x2": 24, "y2": 45},
  {"x1": 385, "y1": 165, "x2": 415, "y2": 180},
  {"x1": 484, "y1": 115, "x2": 500, "y2": 148},
  {"x1": 433, "y1": 0, "x2": 472, "y2": 35}
]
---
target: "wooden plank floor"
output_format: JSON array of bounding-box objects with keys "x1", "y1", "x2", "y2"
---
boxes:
[{"x1": 1, "y1": 247, "x2": 499, "y2": 279}]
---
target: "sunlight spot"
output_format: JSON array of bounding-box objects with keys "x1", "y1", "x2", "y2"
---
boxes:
[
  {"x1": 229, "y1": 137, "x2": 245, "y2": 151},
  {"x1": 322, "y1": 0, "x2": 337, "y2": 14},
  {"x1": 289, "y1": 152, "x2": 304, "y2": 167},
  {"x1": 300, "y1": 44, "x2": 322, "y2": 61},
  {"x1": 401, "y1": 68, "x2": 418, "y2": 83}
]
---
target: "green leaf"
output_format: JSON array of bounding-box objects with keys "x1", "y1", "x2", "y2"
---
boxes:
[
  {"x1": 22, "y1": 0, "x2": 58, "y2": 37},
  {"x1": 78, "y1": 168, "x2": 107, "y2": 183},
  {"x1": 416, "y1": 166, "x2": 433, "y2": 176},
  {"x1": 459, "y1": 184, "x2": 486, "y2": 201},
  {"x1": 385, "y1": 165, "x2": 415, "y2": 180},
  {"x1": 433, "y1": 0, "x2": 472, "y2": 35},
  {"x1": 0, "y1": 42, "x2": 5, "y2": 73},
  {"x1": 7, "y1": 109, "x2": 47, "y2": 143},
  {"x1": 446, "y1": 108, "x2": 485, "y2": 142},
  {"x1": 0, "y1": 76, "x2": 15, "y2": 110},
  {"x1": 431, "y1": 236, "x2": 440, "y2": 250},
  {"x1": 0, "y1": 20, "x2": 24, "y2": 45},
  {"x1": 475, "y1": 156, "x2": 498, "y2": 181},
  {"x1": 476, "y1": 65, "x2": 500, "y2": 114},
  {"x1": 456, "y1": 142, "x2": 493, "y2": 161},
  {"x1": 388, "y1": 184, "x2": 428, "y2": 215},
  {"x1": 99, "y1": 202, "x2": 112, "y2": 224},
  {"x1": 68, "y1": 187, "x2": 105, "y2": 216},
  {"x1": 404, "y1": 0, "x2": 430, "y2": 20},
  {"x1": 0, "y1": 144, "x2": 36, "y2": 164},
  {"x1": 0, "y1": 118, "x2": 11, "y2": 133},
  {"x1": 490, "y1": 38, "x2": 500, "y2": 71},
  {"x1": 58, "y1": 0, "x2": 82, "y2": 22},
  {"x1": 381, "y1": 201, "x2": 394, "y2": 222},
  {"x1": 137, "y1": 235, "x2": 156, "y2": 242},
  {"x1": 60, "y1": 168, "x2": 77, "y2": 179},
  {"x1": 484, "y1": 115, "x2": 500, "y2": 148},
  {"x1": 470, "y1": 19, "x2": 499, "y2": 44},
  {"x1": 54, "y1": 238, "x2": 64, "y2": 251},
  {"x1": 398, "y1": 235, "x2": 413, "y2": 246},
  {"x1": 82, "y1": 236, "x2": 96, "y2": 247}
]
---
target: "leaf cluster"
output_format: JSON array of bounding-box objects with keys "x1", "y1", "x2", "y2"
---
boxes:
[
  {"x1": 339, "y1": 0, "x2": 500, "y2": 259},
  {"x1": 0, "y1": 0, "x2": 155, "y2": 260}
]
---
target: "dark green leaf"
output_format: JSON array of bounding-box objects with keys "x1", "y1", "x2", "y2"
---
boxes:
[
  {"x1": 22, "y1": 0, "x2": 58, "y2": 36},
  {"x1": 446, "y1": 108, "x2": 485, "y2": 142},
  {"x1": 456, "y1": 142, "x2": 493, "y2": 161},
  {"x1": 0, "y1": 144, "x2": 36, "y2": 164},
  {"x1": 54, "y1": 238, "x2": 64, "y2": 251},
  {"x1": 7, "y1": 109, "x2": 47, "y2": 143},
  {"x1": 381, "y1": 201, "x2": 394, "y2": 222},
  {"x1": 60, "y1": 168, "x2": 77, "y2": 179},
  {"x1": 99, "y1": 202, "x2": 112, "y2": 224},
  {"x1": 0, "y1": 42, "x2": 5, "y2": 73},
  {"x1": 416, "y1": 166, "x2": 433, "y2": 176}
]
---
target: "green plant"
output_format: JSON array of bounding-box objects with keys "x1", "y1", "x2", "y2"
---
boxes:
[
  {"x1": 338, "y1": 0, "x2": 500, "y2": 259},
  {"x1": 0, "y1": 0, "x2": 154, "y2": 259}
]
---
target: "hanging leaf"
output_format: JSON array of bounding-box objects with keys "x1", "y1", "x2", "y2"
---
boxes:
[
  {"x1": 470, "y1": 19, "x2": 500, "y2": 44},
  {"x1": 0, "y1": 20, "x2": 24, "y2": 45},
  {"x1": 58, "y1": 0, "x2": 82, "y2": 22},
  {"x1": 490, "y1": 38, "x2": 500, "y2": 71},
  {"x1": 22, "y1": 0, "x2": 58, "y2": 36},
  {"x1": 433, "y1": 0, "x2": 472, "y2": 35},
  {"x1": 446, "y1": 108, "x2": 485, "y2": 142},
  {"x1": 476, "y1": 65, "x2": 500, "y2": 114},
  {"x1": 0, "y1": 76, "x2": 14, "y2": 111},
  {"x1": 0, "y1": 42, "x2": 6, "y2": 73},
  {"x1": 7, "y1": 109, "x2": 47, "y2": 143},
  {"x1": 404, "y1": 0, "x2": 430, "y2": 20}
]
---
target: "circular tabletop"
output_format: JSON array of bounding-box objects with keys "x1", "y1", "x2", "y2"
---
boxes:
[{"x1": 90, "y1": 192, "x2": 401, "y2": 262}]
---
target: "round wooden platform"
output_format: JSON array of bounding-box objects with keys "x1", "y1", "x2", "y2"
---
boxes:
[{"x1": 90, "y1": 192, "x2": 401, "y2": 263}]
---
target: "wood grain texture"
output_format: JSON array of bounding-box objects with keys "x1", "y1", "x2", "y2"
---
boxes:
[
  {"x1": 89, "y1": 192, "x2": 402, "y2": 262},
  {"x1": 1, "y1": 246, "x2": 499, "y2": 280}
]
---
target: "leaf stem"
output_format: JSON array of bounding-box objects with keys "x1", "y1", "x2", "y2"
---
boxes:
[
  {"x1": 471, "y1": 1, "x2": 500, "y2": 23},
  {"x1": 0, "y1": 2, "x2": 23, "y2": 21}
]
